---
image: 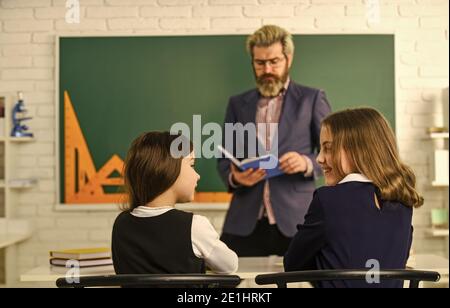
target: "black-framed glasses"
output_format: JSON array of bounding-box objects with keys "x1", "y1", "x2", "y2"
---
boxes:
[{"x1": 253, "y1": 55, "x2": 286, "y2": 69}]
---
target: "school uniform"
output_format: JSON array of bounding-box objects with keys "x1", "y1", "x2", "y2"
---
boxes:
[
  {"x1": 112, "y1": 207, "x2": 238, "y2": 275},
  {"x1": 284, "y1": 173, "x2": 413, "y2": 288}
]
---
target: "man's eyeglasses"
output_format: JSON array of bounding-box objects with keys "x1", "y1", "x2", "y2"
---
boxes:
[{"x1": 253, "y1": 56, "x2": 286, "y2": 69}]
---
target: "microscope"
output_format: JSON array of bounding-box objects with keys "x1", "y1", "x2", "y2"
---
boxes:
[{"x1": 10, "y1": 92, "x2": 34, "y2": 138}]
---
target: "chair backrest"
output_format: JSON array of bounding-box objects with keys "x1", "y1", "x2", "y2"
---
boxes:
[
  {"x1": 56, "y1": 274, "x2": 242, "y2": 288},
  {"x1": 255, "y1": 269, "x2": 441, "y2": 288}
]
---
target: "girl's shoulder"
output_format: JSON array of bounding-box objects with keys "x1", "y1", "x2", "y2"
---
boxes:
[
  {"x1": 315, "y1": 181, "x2": 374, "y2": 196},
  {"x1": 313, "y1": 182, "x2": 376, "y2": 210},
  {"x1": 315, "y1": 182, "x2": 412, "y2": 214},
  {"x1": 114, "y1": 210, "x2": 131, "y2": 222}
]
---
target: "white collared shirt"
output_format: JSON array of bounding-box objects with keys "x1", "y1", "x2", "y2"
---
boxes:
[
  {"x1": 338, "y1": 173, "x2": 372, "y2": 184},
  {"x1": 131, "y1": 206, "x2": 238, "y2": 274}
]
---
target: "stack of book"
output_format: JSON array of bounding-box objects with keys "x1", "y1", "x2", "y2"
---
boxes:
[{"x1": 49, "y1": 248, "x2": 113, "y2": 268}]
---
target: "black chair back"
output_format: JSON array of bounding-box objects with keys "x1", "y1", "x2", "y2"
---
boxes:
[
  {"x1": 56, "y1": 274, "x2": 242, "y2": 288},
  {"x1": 255, "y1": 269, "x2": 441, "y2": 288}
]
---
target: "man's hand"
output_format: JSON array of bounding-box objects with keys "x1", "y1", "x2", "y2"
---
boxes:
[
  {"x1": 279, "y1": 152, "x2": 307, "y2": 175},
  {"x1": 230, "y1": 164, "x2": 266, "y2": 187}
]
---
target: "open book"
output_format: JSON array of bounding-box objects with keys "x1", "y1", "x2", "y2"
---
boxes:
[{"x1": 218, "y1": 145, "x2": 284, "y2": 179}]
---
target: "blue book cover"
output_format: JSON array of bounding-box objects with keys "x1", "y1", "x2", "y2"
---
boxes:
[{"x1": 218, "y1": 145, "x2": 284, "y2": 179}]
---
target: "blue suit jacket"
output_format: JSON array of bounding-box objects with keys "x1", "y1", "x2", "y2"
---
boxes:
[
  {"x1": 284, "y1": 181, "x2": 413, "y2": 288},
  {"x1": 217, "y1": 82, "x2": 331, "y2": 237}
]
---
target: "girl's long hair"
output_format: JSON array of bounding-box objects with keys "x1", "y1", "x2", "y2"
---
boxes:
[{"x1": 322, "y1": 108, "x2": 423, "y2": 208}]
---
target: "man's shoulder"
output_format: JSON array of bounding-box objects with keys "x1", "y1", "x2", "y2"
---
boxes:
[
  {"x1": 289, "y1": 81, "x2": 323, "y2": 97},
  {"x1": 229, "y1": 88, "x2": 258, "y2": 102}
]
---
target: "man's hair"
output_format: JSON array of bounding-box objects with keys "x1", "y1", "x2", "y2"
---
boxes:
[{"x1": 246, "y1": 25, "x2": 295, "y2": 57}]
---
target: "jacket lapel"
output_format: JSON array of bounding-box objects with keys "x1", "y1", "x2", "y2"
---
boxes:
[
  {"x1": 241, "y1": 90, "x2": 259, "y2": 124},
  {"x1": 277, "y1": 83, "x2": 303, "y2": 148},
  {"x1": 239, "y1": 83, "x2": 304, "y2": 156}
]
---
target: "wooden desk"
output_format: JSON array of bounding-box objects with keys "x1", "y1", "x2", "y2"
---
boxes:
[
  {"x1": 20, "y1": 255, "x2": 448, "y2": 287},
  {"x1": 20, "y1": 256, "x2": 284, "y2": 284}
]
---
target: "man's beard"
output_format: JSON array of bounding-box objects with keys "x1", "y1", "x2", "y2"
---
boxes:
[{"x1": 255, "y1": 64, "x2": 289, "y2": 97}]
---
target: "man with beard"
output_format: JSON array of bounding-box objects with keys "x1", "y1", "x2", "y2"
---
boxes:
[{"x1": 217, "y1": 25, "x2": 332, "y2": 256}]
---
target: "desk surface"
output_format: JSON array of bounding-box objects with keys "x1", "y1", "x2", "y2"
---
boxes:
[
  {"x1": 20, "y1": 254, "x2": 449, "y2": 283},
  {"x1": 20, "y1": 256, "x2": 284, "y2": 282}
]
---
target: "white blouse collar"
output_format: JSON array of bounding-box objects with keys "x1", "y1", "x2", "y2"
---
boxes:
[
  {"x1": 338, "y1": 173, "x2": 372, "y2": 184},
  {"x1": 131, "y1": 205, "x2": 174, "y2": 218}
]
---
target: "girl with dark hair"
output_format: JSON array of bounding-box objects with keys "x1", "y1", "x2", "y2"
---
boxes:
[{"x1": 112, "y1": 132, "x2": 238, "y2": 275}]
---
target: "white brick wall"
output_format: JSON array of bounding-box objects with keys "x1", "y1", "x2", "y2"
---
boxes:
[{"x1": 0, "y1": 0, "x2": 448, "y2": 286}]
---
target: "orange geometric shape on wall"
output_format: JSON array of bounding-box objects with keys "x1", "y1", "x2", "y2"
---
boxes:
[{"x1": 64, "y1": 91, "x2": 126, "y2": 204}]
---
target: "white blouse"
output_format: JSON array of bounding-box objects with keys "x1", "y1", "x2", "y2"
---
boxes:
[{"x1": 131, "y1": 206, "x2": 238, "y2": 274}]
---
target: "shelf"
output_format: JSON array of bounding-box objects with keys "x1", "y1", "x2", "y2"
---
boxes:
[
  {"x1": 0, "y1": 219, "x2": 33, "y2": 249},
  {"x1": 8, "y1": 137, "x2": 35, "y2": 143},
  {"x1": 430, "y1": 132, "x2": 450, "y2": 139},
  {"x1": 432, "y1": 181, "x2": 449, "y2": 187},
  {"x1": 426, "y1": 228, "x2": 449, "y2": 237},
  {"x1": 0, "y1": 179, "x2": 38, "y2": 189},
  {"x1": 0, "y1": 233, "x2": 32, "y2": 249},
  {"x1": 0, "y1": 136, "x2": 36, "y2": 143},
  {"x1": 1, "y1": 96, "x2": 37, "y2": 287},
  {"x1": 8, "y1": 178, "x2": 38, "y2": 189}
]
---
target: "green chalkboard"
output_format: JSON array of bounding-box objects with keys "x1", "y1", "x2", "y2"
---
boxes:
[{"x1": 59, "y1": 35, "x2": 395, "y2": 203}]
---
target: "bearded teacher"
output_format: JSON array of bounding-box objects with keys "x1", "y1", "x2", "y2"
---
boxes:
[{"x1": 217, "y1": 25, "x2": 332, "y2": 256}]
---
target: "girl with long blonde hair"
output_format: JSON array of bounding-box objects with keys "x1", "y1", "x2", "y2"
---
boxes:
[{"x1": 284, "y1": 108, "x2": 423, "y2": 288}]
